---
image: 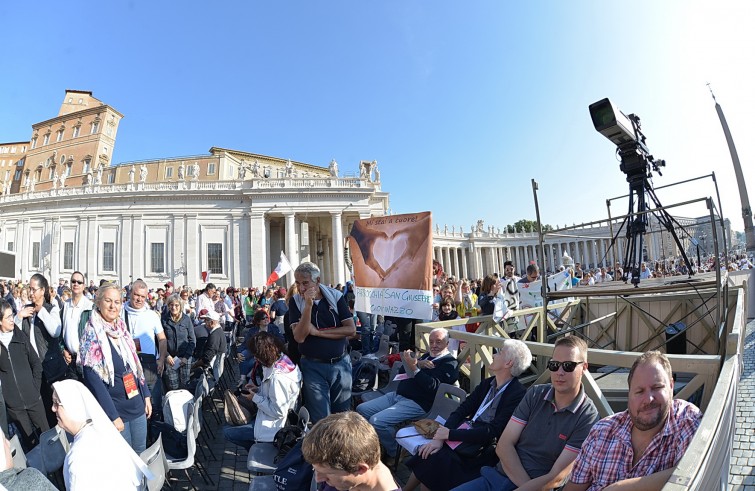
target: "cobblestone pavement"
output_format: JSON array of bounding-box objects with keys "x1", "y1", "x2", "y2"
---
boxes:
[{"x1": 729, "y1": 319, "x2": 755, "y2": 490}]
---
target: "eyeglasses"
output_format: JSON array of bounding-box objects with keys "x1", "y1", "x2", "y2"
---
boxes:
[
  {"x1": 52, "y1": 398, "x2": 62, "y2": 409},
  {"x1": 547, "y1": 360, "x2": 583, "y2": 372},
  {"x1": 70, "y1": 279, "x2": 85, "y2": 285},
  {"x1": 29, "y1": 286, "x2": 43, "y2": 294}
]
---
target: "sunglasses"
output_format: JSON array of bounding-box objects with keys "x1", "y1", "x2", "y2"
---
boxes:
[
  {"x1": 547, "y1": 360, "x2": 583, "y2": 372},
  {"x1": 71, "y1": 279, "x2": 85, "y2": 285}
]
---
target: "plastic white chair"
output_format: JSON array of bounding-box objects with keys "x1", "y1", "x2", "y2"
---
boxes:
[
  {"x1": 393, "y1": 383, "x2": 468, "y2": 469},
  {"x1": 247, "y1": 406, "x2": 310, "y2": 475},
  {"x1": 8, "y1": 434, "x2": 27, "y2": 469},
  {"x1": 140, "y1": 435, "x2": 168, "y2": 491},
  {"x1": 359, "y1": 361, "x2": 404, "y2": 404},
  {"x1": 165, "y1": 401, "x2": 214, "y2": 490}
]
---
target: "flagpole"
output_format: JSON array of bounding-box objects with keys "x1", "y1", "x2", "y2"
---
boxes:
[{"x1": 709, "y1": 85, "x2": 755, "y2": 254}]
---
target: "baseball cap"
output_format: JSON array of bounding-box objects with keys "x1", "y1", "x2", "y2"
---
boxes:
[
  {"x1": 165, "y1": 281, "x2": 174, "y2": 288},
  {"x1": 201, "y1": 310, "x2": 220, "y2": 321},
  {"x1": 198, "y1": 308, "x2": 209, "y2": 318}
]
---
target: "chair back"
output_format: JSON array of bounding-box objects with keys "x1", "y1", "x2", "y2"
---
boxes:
[
  {"x1": 181, "y1": 402, "x2": 198, "y2": 467},
  {"x1": 426, "y1": 383, "x2": 467, "y2": 421},
  {"x1": 192, "y1": 392, "x2": 203, "y2": 437},
  {"x1": 8, "y1": 434, "x2": 26, "y2": 469},
  {"x1": 193, "y1": 372, "x2": 207, "y2": 400},
  {"x1": 383, "y1": 361, "x2": 404, "y2": 392},
  {"x1": 139, "y1": 435, "x2": 167, "y2": 491},
  {"x1": 298, "y1": 405, "x2": 311, "y2": 433},
  {"x1": 373, "y1": 335, "x2": 391, "y2": 358},
  {"x1": 26, "y1": 426, "x2": 68, "y2": 475},
  {"x1": 213, "y1": 352, "x2": 226, "y2": 382}
]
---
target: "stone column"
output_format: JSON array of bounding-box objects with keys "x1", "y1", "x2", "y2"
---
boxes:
[
  {"x1": 322, "y1": 237, "x2": 332, "y2": 283},
  {"x1": 442, "y1": 247, "x2": 450, "y2": 277},
  {"x1": 285, "y1": 212, "x2": 297, "y2": 284},
  {"x1": 331, "y1": 212, "x2": 345, "y2": 286},
  {"x1": 250, "y1": 212, "x2": 268, "y2": 287},
  {"x1": 461, "y1": 247, "x2": 468, "y2": 279},
  {"x1": 185, "y1": 215, "x2": 198, "y2": 286}
]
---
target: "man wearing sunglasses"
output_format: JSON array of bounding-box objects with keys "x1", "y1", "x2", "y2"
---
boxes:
[
  {"x1": 453, "y1": 336, "x2": 599, "y2": 491},
  {"x1": 563, "y1": 351, "x2": 701, "y2": 491}
]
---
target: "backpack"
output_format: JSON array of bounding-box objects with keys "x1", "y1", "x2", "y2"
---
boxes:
[
  {"x1": 273, "y1": 440, "x2": 314, "y2": 491},
  {"x1": 351, "y1": 360, "x2": 378, "y2": 392},
  {"x1": 162, "y1": 389, "x2": 193, "y2": 432}
]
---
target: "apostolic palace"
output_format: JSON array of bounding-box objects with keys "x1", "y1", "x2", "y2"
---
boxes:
[{"x1": 0, "y1": 90, "x2": 709, "y2": 287}]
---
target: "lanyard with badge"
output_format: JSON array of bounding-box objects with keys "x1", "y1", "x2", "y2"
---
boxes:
[
  {"x1": 446, "y1": 380, "x2": 511, "y2": 450},
  {"x1": 111, "y1": 336, "x2": 140, "y2": 399}
]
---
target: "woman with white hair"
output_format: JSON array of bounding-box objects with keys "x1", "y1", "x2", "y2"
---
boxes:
[
  {"x1": 80, "y1": 283, "x2": 151, "y2": 454},
  {"x1": 51, "y1": 379, "x2": 152, "y2": 490},
  {"x1": 406, "y1": 339, "x2": 531, "y2": 491}
]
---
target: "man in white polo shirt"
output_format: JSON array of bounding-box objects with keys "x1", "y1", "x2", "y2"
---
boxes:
[{"x1": 123, "y1": 279, "x2": 167, "y2": 411}]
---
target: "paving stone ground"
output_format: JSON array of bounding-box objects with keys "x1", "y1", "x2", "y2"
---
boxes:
[
  {"x1": 178, "y1": 385, "x2": 412, "y2": 491},
  {"x1": 729, "y1": 319, "x2": 755, "y2": 491}
]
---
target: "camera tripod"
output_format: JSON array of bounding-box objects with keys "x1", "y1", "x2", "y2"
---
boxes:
[{"x1": 609, "y1": 173, "x2": 694, "y2": 286}]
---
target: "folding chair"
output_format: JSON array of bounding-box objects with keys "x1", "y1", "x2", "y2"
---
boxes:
[
  {"x1": 140, "y1": 435, "x2": 171, "y2": 491},
  {"x1": 8, "y1": 434, "x2": 27, "y2": 469},
  {"x1": 359, "y1": 361, "x2": 404, "y2": 404},
  {"x1": 165, "y1": 402, "x2": 214, "y2": 490},
  {"x1": 247, "y1": 406, "x2": 311, "y2": 475},
  {"x1": 393, "y1": 383, "x2": 467, "y2": 470}
]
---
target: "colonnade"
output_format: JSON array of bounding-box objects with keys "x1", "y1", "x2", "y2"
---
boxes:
[{"x1": 433, "y1": 237, "x2": 627, "y2": 279}]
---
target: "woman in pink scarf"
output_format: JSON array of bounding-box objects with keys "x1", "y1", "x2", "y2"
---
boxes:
[{"x1": 79, "y1": 283, "x2": 151, "y2": 454}]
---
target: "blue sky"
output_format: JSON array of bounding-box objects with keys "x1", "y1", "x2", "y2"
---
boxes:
[{"x1": 1, "y1": 1, "x2": 754, "y2": 234}]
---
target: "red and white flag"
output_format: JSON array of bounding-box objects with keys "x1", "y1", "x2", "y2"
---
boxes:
[
  {"x1": 201, "y1": 271, "x2": 210, "y2": 283},
  {"x1": 266, "y1": 252, "x2": 294, "y2": 286}
]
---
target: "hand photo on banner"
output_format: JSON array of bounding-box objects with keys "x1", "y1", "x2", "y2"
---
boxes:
[{"x1": 348, "y1": 211, "x2": 433, "y2": 319}]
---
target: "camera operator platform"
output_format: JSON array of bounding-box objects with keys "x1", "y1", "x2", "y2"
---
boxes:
[{"x1": 589, "y1": 98, "x2": 694, "y2": 287}]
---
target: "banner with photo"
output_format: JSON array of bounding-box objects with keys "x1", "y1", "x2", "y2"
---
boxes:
[
  {"x1": 517, "y1": 270, "x2": 572, "y2": 309},
  {"x1": 348, "y1": 211, "x2": 433, "y2": 320}
]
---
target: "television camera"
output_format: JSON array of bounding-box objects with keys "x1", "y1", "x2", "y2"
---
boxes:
[{"x1": 589, "y1": 98, "x2": 693, "y2": 286}]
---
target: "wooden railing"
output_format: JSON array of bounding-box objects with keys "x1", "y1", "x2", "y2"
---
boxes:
[{"x1": 412, "y1": 283, "x2": 747, "y2": 489}]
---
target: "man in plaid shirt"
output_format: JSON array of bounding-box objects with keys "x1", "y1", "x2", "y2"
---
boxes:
[{"x1": 564, "y1": 351, "x2": 702, "y2": 491}]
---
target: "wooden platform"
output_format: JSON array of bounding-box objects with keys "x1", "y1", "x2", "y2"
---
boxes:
[{"x1": 547, "y1": 271, "x2": 725, "y2": 299}]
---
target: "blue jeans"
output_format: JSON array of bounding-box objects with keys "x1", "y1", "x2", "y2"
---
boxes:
[
  {"x1": 299, "y1": 355, "x2": 352, "y2": 424},
  {"x1": 451, "y1": 466, "x2": 517, "y2": 491},
  {"x1": 223, "y1": 421, "x2": 256, "y2": 451},
  {"x1": 355, "y1": 392, "x2": 425, "y2": 457},
  {"x1": 121, "y1": 414, "x2": 148, "y2": 454}
]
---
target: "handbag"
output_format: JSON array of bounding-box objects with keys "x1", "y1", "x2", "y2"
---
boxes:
[
  {"x1": 223, "y1": 390, "x2": 254, "y2": 426},
  {"x1": 413, "y1": 419, "x2": 440, "y2": 438}
]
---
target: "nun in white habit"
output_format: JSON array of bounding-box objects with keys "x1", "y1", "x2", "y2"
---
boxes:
[{"x1": 51, "y1": 379, "x2": 152, "y2": 490}]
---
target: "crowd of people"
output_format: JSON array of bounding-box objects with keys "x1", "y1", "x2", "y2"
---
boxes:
[{"x1": 0, "y1": 250, "x2": 722, "y2": 489}]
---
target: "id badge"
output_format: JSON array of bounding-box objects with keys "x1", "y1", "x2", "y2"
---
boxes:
[{"x1": 123, "y1": 372, "x2": 140, "y2": 399}]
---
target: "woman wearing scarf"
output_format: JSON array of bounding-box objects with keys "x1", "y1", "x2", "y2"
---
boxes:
[
  {"x1": 80, "y1": 284, "x2": 152, "y2": 454},
  {"x1": 52, "y1": 379, "x2": 152, "y2": 490},
  {"x1": 223, "y1": 331, "x2": 301, "y2": 450}
]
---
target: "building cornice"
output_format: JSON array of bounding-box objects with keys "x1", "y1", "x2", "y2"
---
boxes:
[{"x1": 32, "y1": 104, "x2": 124, "y2": 130}]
